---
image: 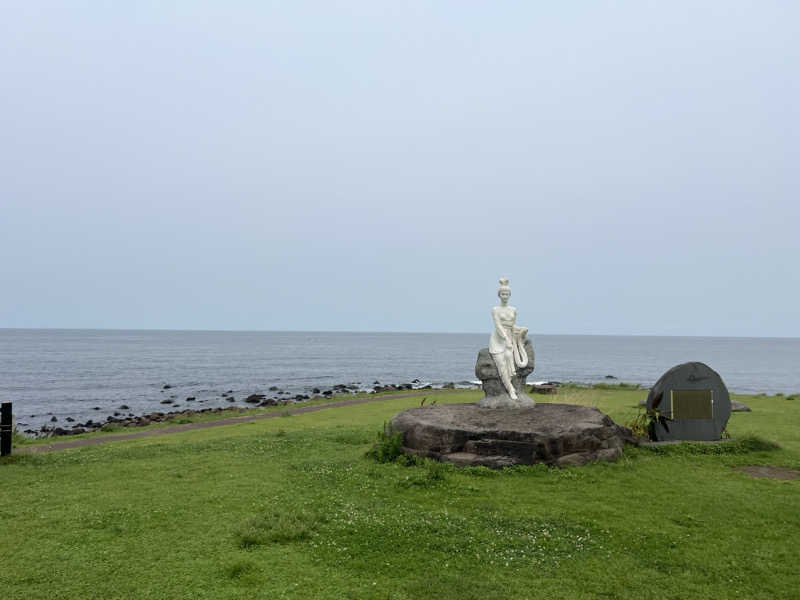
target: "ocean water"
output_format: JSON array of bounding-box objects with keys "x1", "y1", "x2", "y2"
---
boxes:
[{"x1": 1, "y1": 329, "x2": 799, "y2": 433}]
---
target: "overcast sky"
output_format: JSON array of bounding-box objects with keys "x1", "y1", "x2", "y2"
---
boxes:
[{"x1": 2, "y1": 2, "x2": 798, "y2": 336}]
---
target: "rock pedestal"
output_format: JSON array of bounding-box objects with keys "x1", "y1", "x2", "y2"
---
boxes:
[
  {"x1": 475, "y1": 338, "x2": 535, "y2": 408},
  {"x1": 391, "y1": 402, "x2": 636, "y2": 468}
]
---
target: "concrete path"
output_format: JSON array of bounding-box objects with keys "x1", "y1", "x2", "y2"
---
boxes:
[{"x1": 18, "y1": 390, "x2": 456, "y2": 454}]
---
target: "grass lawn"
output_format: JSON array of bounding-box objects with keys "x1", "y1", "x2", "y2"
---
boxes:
[{"x1": 1, "y1": 388, "x2": 798, "y2": 599}]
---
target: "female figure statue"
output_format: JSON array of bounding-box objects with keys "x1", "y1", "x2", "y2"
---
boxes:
[{"x1": 489, "y1": 278, "x2": 529, "y2": 401}]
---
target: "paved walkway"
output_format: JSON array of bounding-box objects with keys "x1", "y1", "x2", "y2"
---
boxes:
[{"x1": 18, "y1": 390, "x2": 454, "y2": 454}]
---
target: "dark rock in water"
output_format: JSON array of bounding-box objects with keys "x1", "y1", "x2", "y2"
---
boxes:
[
  {"x1": 160, "y1": 399, "x2": 173, "y2": 404},
  {"x1": 245, "y1": 394, "x2": 265, "y2": 404},
  {"x1": 268, "y1": 386, "x2": 279, "y2": 391},
  {"x1": 412, "y1": 378, "x2": 420, "y2": 384},
  {"x1": 52, "y1": 427, "x2": 68, "y2": 435},
  {"x1": 294, "y1": 394, "x2": 309, "y2": 401},
  {"x1": 226, "y1": 397, "x2": 235, "y2": 402},
  {"x1": 119, "y1": 404, "x2": 130, "y2": 410},
  {"x1": 93, "y1": 407, "x2": 101, "y2": 411},
  {"x1": 50, "y1": 416, "x2": 58, "y2": 422},
  {"x1": 71, "y1": 428, "x2": 86, "y2": 435},
  {"x1": 391, "y1": 403, "x2": 637, "y2": 468},
  {"x1": 731, "y1": 400, "x2": 751, "y2": 412},
  {"x1": 312, "y1": 388, "x2": 321, "y2": 394},
  {"x1": 605, "y1": 375, "x2": 617, "y2": 380},
  {"x1": 373, "y1": 380, "x2": 380, "y2": 385},
  {"x1": 186, "y1": 397, "x2": 196, "y2": 402},
  {"x1": 163, "y1": 384, "x2": 172, "y2": 390},
  {"x1": 323, "y1": 390, "x2": 333, "y2": 396},
  {"x1": 66, "y1": 417, "x2": 75, "y2": 422}
]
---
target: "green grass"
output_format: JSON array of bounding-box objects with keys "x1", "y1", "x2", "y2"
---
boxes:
[
  {"x1": 16, "y1": 389, "x2": 462, "y2": 447},
  {"x1": 2, "y1": 388, "x2": 799, "y2": 599}
]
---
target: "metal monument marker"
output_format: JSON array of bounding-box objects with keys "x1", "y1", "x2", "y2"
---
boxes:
[{"x1": 645, "y1": 362, "x2": 731, "y2": 441}]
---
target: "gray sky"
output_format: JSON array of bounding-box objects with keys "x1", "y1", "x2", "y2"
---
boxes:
[{"x1": 2, "y1": 2, "x2": 798, "y2": 336}]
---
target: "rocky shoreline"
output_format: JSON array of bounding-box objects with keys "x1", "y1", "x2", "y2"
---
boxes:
[{"x1": 24, "y1": 379, "x2": 475, "y2": 438}]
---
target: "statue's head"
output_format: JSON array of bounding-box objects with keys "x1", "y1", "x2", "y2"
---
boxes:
[{"x1": 497, "y1": 277, "x2": 511, "y2": 302}]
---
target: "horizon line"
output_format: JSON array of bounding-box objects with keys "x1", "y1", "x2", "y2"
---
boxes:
[{"x1": 1, "y1": 327, "x2": 799, "y2": 340}]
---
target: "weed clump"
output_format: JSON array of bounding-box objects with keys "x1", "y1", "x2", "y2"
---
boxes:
[
  {"x1": 366, "y1": 422, "x2": 405, "y2": 463},
  {"x1": 224, "y1": 559, "x2": 257, "y2": 579},
  {"x1": 641, "y1": 434, "x2": 780, "y2": 456},
  {"x1": 236, "y1": 508, "x2": 322, "y2": 548},
  {"x1": 397, "y1": 461, "x2": 450, "y2": 488}
]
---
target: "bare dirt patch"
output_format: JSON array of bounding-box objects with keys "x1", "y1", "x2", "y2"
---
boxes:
[{"x1": 733, "y1": 465, "x2": 799, "y2": 480}]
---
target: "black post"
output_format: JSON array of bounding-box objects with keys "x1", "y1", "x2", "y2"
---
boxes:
[{"x1": 0, "y1": 402, "x2": 12, "y2": 456}]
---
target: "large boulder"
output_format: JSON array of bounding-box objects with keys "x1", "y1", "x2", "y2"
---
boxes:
[
  {"x1": 391, "y1": 402, "x2": 636, "y2": 468},
  {"x1": 731, "y1": 400, "x2": 751, "y2": 412},
  {"x1": 475, "y1": 338, "x2": 535, "y2": 408}
]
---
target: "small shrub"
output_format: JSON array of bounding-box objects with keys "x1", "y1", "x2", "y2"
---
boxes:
[
  {"x1": 366, "y1": 422, "x2": 405, "y2": 463},
  {"x1": 12, "y1": 424, "x2": 31, "y2": 448},
  {"x1": 624, "y1": 408, "x2": 667, "y2": 440}
]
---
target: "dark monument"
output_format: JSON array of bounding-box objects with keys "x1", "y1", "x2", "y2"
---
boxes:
[{"x1": 645, "y1": 362, "x2": 731, "y2": 441}]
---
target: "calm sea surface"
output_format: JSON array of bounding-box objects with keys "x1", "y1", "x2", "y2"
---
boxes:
[{"x1": 1, "y1": 329, "x2": 798, "y2": 432}]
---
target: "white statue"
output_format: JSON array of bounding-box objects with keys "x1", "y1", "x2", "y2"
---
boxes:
[{"x1": 489, "y1": 278, "x2": 530, "y2": 401}]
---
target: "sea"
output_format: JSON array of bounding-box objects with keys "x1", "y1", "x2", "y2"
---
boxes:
[{"x1": 1, "y1": 329, "x2": 799, "y2": 433}]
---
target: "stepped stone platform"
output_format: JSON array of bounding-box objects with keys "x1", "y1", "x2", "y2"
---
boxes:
[{"x1": 391, "y1": 403, "x2": 637, "y2": 468}]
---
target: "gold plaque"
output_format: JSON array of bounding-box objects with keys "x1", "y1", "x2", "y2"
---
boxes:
[{"x1": 670, "y1": 390, "x2": 713, "y2": 420}]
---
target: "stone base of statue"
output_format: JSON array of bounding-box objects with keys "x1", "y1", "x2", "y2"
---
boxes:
[
  {"x1": 391, "y1": 403, "x2": 637, "y2": 468},
  {"x1": 475, "y1": 339, "x2": 535, "y2": 408}
]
